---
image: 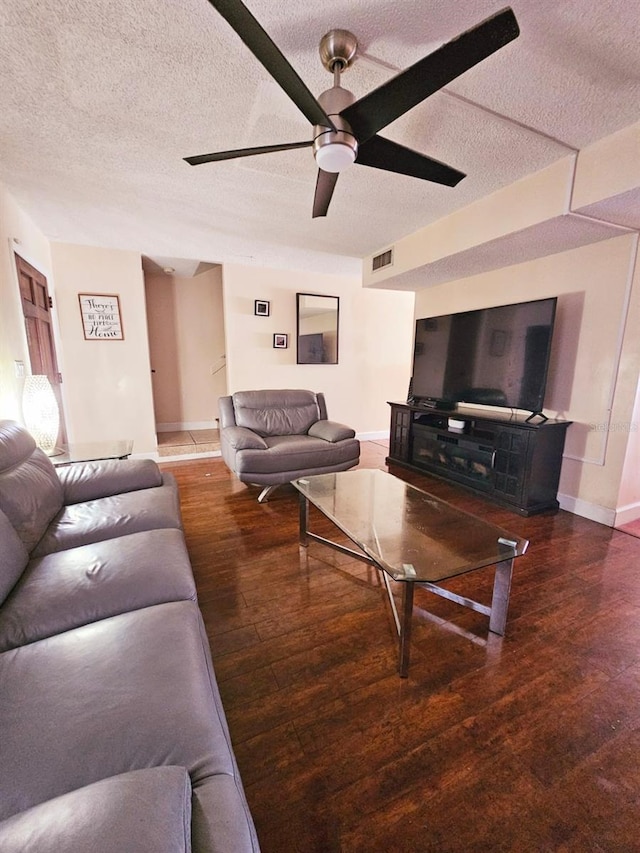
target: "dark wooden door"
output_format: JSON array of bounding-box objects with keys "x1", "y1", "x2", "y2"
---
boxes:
[{"x1": 15, "y1": 254, "x2": 67, "y2": 444}]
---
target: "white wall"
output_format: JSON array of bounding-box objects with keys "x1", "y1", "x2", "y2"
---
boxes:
[
  {"x1": 573, "y1": 122, "x2": 640, "y2": 210},
  {"x1": 145, "y1": 266, "x2": 226, "y2": 428},
  {"x1": 617, "y1": 373, "x2": 640, "y2": 523},
  {"x1": 222, "y1": 263, "x2": 415, "y2": 436},
  {"x1": 0, "y1": 183, "x2": 55, "y2": 419},
  {"x1": 49, "y1": 243, "x2": 157, "y2": 453},
  {"x1": 1, "y1": 181, "x2": 412, "y2": 449},
  {"x1": 413, "y1": 233, "x2": 640, "y2": 521}
]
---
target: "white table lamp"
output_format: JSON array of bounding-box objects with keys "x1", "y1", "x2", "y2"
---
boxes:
[{"x1": 22, "y1": 374, "x2": 60, "y2": 456}]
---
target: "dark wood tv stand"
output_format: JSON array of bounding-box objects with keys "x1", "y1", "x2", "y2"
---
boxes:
[{"x1": 387, "y1": 402, "x2": 571, "y2": 516}]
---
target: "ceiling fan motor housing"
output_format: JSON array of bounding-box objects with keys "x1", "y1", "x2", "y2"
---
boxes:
[
  {"x1": 319, "y1": 29, "x2": 358, "y2": 73},
  {"x1": 313, "y1": 86, "x2": 358, "y2": 172}
]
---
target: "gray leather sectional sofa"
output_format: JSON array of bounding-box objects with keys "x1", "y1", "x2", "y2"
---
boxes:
[{"x1": 0, "y1": 420, "x2": 259, "y2": 852}]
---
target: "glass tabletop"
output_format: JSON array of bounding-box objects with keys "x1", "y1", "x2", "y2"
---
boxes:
[
  {"x1": 293, "y1": 469, "x2": 528, "y2": 583},
  {"x1": 52, "y1": 439, "x2": 133, "y2": 466}
]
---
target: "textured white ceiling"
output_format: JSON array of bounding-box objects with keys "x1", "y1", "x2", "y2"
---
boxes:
[{"x1": 1, "y1": 0, "x2": 639, "y2": 275}]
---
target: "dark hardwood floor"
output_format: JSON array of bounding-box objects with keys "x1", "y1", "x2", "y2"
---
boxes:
[{"x1": 162, "y1": 443, "x2": 640, "y2": 852}]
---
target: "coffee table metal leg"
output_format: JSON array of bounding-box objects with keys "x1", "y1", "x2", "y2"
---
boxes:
[
  {"x1": 399, "y1": 583, "x2": 414, "y2": 678},
  {"x1": 489, "y1": 558, "x2": 514, "y2": 635},
  {"x1": 299, "y1": 493, "x2": 309, "y2": 547}
]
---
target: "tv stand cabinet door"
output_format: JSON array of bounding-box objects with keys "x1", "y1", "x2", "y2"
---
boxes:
[
  {"x1": 492, "y1": 422, "x2": 567, "y2": 514},
  {"x1": 389, "y1": 404, "x2": 411, "y2": 463},
  {"x1": 492, "y1": 427, "x2": 530, "y2": 506}
]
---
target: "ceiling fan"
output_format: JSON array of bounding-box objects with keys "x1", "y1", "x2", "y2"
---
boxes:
[{"x1": 185, "y1": 1, "x2": 520, "y2": 218}]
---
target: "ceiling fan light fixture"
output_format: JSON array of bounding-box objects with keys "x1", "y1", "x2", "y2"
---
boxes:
[
  {"x1": 315, "y1": 141, "x2": 357, "y2": 173},
  {"x1": 313, "y1": 107, "x2": 358, "y2": 173}
]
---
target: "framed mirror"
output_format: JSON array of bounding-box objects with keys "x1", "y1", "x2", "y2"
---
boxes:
[{"x1": 296, "y1": 293, "x2": 339, "y2": 364}]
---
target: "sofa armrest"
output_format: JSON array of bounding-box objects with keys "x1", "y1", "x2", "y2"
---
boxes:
[
  {"x1": 58, "y1": 459, "x2": 163, "y2": 505},
  {"x1": 307, "y1": 420, "x2": 356, "y2": 442},
  {"x1": 0, "y1": 767, "x2": 191, "y2": 853},
  {"x1": 222, "y1": 426, "x2": 268, "y2": 451}
]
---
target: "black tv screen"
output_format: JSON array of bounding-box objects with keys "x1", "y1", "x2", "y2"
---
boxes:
[{"x1": 410, "y1": 297, "x2": 557, "y2": 414}]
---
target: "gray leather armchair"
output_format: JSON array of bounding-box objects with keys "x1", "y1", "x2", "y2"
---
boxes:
[{"x1": 219, "y1": 389, "x2": 360, "y2": 502}]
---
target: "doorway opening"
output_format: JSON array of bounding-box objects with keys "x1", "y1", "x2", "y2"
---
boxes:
[{"x1": 143, "y1": 258, "x2": 227, "y2": 460}]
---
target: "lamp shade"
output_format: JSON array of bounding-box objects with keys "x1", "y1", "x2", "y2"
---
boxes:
[{"x1": 22, "y1": 375, "x2": 60, "y2": 456}]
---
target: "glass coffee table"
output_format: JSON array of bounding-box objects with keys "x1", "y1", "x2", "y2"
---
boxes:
[
  {"x1": 293, "y1": 469, "x2": 529, "y2": 677},
  {"x1": 52, "y1": 439, "x2": 133, "y2": 467}
]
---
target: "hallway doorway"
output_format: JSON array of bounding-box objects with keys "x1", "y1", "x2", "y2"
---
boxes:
[{"x1": 143, "y1": 259, "x2": 227, "y2": 459}]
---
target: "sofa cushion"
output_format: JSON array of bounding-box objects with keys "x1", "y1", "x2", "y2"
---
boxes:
[
  {"x1": 0, "y1": 509, "x2": 29, "y2": 606},
  {"x1": 58, "y1": 458, "x2": 163, "y2": 505},
  {"x1": 0, "y1": 528, "x2": 196, "y2": 652},
  {"x1": 233, "y1": 389, "x2": 320, "y2": 437},
  {"x1": 0, "y1": 766, "x2": 192, "y2": 853},
  {"x1": 32, "y1": 478, "x2": 182, "y2": 556},
  {"x1": 0, "y1": 421, "x2": 64, "y2": 552},
  {"x1": 0, "y1": 602, "x2": 248, "y2": 825}
]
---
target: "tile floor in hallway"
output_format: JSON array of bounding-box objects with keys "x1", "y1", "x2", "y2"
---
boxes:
[{"x1": 156, "y1": 429, "x2": 220, "y2": 457}]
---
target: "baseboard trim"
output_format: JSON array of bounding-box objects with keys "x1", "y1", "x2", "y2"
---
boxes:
[
  {"x1": 159, "y1": 450, "x2": 222, "y2": 463},
  {"x1": 356, "y1": 430, "x2": 389, "y2": 441},
  {"x1": 614, "y1": 501, "x2": 640, "y2": 527},
  {"x1": 156, "y1": 421, "x2": 218, "y2": 432},
  {"x1": 135, "y1": 450, "x2": 222, "y2": 463},
  {"x1": 557, "y1": 492, "x2": 615, "y2": 527}
]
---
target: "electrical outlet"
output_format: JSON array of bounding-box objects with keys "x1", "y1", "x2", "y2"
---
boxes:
[{"x1": 14, "y1": 360, "x2": 25, "y2": 378}]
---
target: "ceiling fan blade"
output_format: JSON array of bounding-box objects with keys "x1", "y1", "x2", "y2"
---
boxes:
[
  {"x1": 341, "y1": 7, "x2": 519, "y2": 143},
  {"x1": 312, "y1": 169, "x2": 339, "y2": 218},
  {"x1": 207, "y1": 0, "x2": 336, "y2": 130},
  {"x1": 184, "y1": 140, "x2": 312, "y2": 166},
  {"x1": 356, "y1": 136, "x2": 465, "y2": 187}
]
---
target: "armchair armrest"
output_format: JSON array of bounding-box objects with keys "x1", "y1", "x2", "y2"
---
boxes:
[
  {"x1": 222, "y1": 426, "x2": 268, "y2": 451},
  {"x1": 58, "y1": 459, "x2": 163, "y2": 505},
  {"x1": 307, "y1": 420, "x2": 356, "y2": 443}
]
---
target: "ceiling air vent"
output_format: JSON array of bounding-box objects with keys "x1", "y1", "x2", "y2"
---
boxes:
[{"x1": 371, "y1": 248, "x2": 394, "y2": 272}]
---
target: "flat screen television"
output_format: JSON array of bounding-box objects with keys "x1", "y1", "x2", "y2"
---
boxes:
[{"x1": 409, "y1": 296, "x2": 557, "y2": 416}]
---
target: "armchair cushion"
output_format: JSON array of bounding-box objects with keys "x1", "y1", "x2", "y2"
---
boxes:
[
  {"x1": 222, "y1": 426, "x2": 268, "y2": 451},
  {"x1": 307, "y1": 420, "x2": 356, "y2": 442},
  {"x1": 232, "y1": 389, "x2": 320, "y2": 436},
  {"x1": 58, "y1": 458, "x2": 163, "y2": 505},
  {"x1": 234, "y1": 434, "x2": 359, "y2": 479}
]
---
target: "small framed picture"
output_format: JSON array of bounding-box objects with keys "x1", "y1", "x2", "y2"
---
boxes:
[
  {"x1": 255, "y1": 299, "x2": 270, "y2": 317},
  {"x1": 273, "y1": 333, "x2": 288, "y2": 349}
]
